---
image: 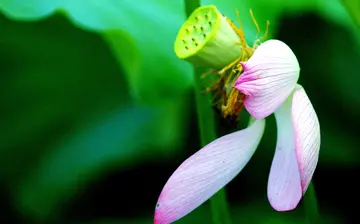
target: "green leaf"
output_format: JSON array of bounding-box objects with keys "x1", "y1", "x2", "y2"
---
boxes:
[
  {"x1": 0, "y1": 12, "x2": 187, "y2": 221},
  {"x1": 342, "y1": 0, "x2": 360, "y2": 28},
  {"x1": 104, "y1": 30, "x2": 141, "y2": 98},
  {"x1": 0, "y1": 1, "x2": 193, "y2": 153},
  {"x1": 0, "y1": 0, "x2": 194, "y2": 101},
  {"x1": 63, "y1": 0, "x2": 194, "y2": 101},
  {"x1": 0, "y1": 13, "x2": 131, "y2": 181},
  {"x1": 0, "y1": 0, "x2": 56, "y2": 19},
  {"x1": 147, "y1": 98, "x2": 189, "y2": 150}
]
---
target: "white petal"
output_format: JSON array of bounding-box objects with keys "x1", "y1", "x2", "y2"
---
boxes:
[
  {"x1": 155, "y1": 119, "x2": 265, "y2": 224},
  {"x1": 234, "y1": 39, "x2": 300, "y2": 119},
  {"x1": 292, "y1": 85, "x2": 320, "y2": 192},
  {"x1": 267, "y1": 85, "x2": 320, "y2": 211},
  {"x1": 268, "y1": 95, "x2": 302, "y2": 211}
]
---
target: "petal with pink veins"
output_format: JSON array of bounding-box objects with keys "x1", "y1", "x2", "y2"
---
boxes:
[
  {"x1": 234, "y1": 39, "x2": 300, "y2": 119},
  {"x1": 267, "y1": 85, "x2": 320, "y2": 211},
  {"x1": 154, "y1": 119, "x2": 265, "y2": 224},
  {"x1": 292, "y1": 84, "x2": 321, "y2": 193}
]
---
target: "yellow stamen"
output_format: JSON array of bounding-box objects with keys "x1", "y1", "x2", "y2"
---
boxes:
[
  {"x1": 218, "y1": 57, "x2": 241, "y2": 75},
  {"x1": 221, "y1": 88, "x2": 245, "y2": 119},
  {"x1": 235, "y1": 9, "x2": 244, "y2": 31},
  {"x1": 199, "y1": 8, "x2": 270, "y2": 122},
  {"x1": 220, "y1": 10, "x2": 256, "y2": 75},
  {"x1": 261, "y1": 20, "x2": 270, "y2": 41},
  {"x1": 250, "y1": 9, "x2": 260, "y2": 39},
  {"x1": 200, "y1": 69, "x2": 217, "y2": 79},
  {"x1": 226, "y1": 17, "x2": 250, "y2": 55}
]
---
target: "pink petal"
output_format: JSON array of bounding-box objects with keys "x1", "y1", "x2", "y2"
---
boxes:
[
  {"x1": 292, "y1": 85, "x2": 320, "y2": 192},
  {"x1": 267, "y1": 85, "x2": 320, "y2": 211},
  {"x1": 154, "y1": 119, "x2": 265, "y2": 224},
  {"x1": 234, "y1": 39, "x2": 300, "y2": 119},
  {"x1": 267, "y1": 95, "x2": 302, "y2": 211}
]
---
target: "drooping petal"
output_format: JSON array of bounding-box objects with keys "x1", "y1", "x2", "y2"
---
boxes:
[
  {"x1": 234, "y1": 39, "x2": 300, "y2": 119},
  {"x1": 292, "y1": 85, "x2": 321, "y2": 192},
  {"x1": 154, "y1": 119, "x2": 265, "y2": 224},
  {"x1": 267, "y1": 95, "x2": 302, "y2": 211},
  {"x1": 267, "y1": 85, "x2": 320, "y2": 211}
]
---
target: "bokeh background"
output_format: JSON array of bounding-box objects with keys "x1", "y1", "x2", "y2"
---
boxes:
[{"x1": 0, "y1": 0, "x2": 359, "y2": 223}]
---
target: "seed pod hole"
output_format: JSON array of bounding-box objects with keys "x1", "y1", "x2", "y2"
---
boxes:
[{"x1": 174, "y1": 5, "x2": 220, "y2": 58}]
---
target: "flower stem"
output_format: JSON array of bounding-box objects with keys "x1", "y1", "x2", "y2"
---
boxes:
[
  {"x1": 193, "y1": 65, "x2": 232, "y2": 224},
  {"x1": 184, "y1": 2, "x2": 232, "y2": 224},
  {"x1": 184, "y1": 0, "x2": 200, "y2": 19},
  {"x1": 304, "y1": 182, "x2": 320, "y2": 223},
  {"x1": 192, "y1": 68, "x2": 233, "y2": 223}
]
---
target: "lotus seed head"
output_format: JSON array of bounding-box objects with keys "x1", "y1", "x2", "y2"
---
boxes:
[{"x1": 174, "y1": 5, "x2": 221, "y2": 59}]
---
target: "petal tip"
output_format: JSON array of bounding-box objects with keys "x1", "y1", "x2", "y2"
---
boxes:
[
  {"x1": 268, "y1": 193, "x2": 301, "y2": 212},
  {"x1": 154, "y1": 201, "x2": 171, "y2": 224},
  {"x1": 153, "y1": 209, "x2": 162, "y2": 224},
  {"x1": 268, "y1": 98, "x2": 304, "y2": 213},
  {"x1": 153, "y1": 191, "x2": 173, "y2": 224}
]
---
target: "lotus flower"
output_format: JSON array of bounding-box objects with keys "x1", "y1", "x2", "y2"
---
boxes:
[{"x1": 154, "y1": 39, "x2": 321, "y2": 224}]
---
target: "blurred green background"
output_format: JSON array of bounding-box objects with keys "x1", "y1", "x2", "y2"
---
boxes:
[{"x1": 0, "y1": 0, "x2": 359, "y2": 223}]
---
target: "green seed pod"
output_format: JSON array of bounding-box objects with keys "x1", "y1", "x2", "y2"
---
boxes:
[{"x1": 174, "y1": 5, "x2": 242, "y2": 69}]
